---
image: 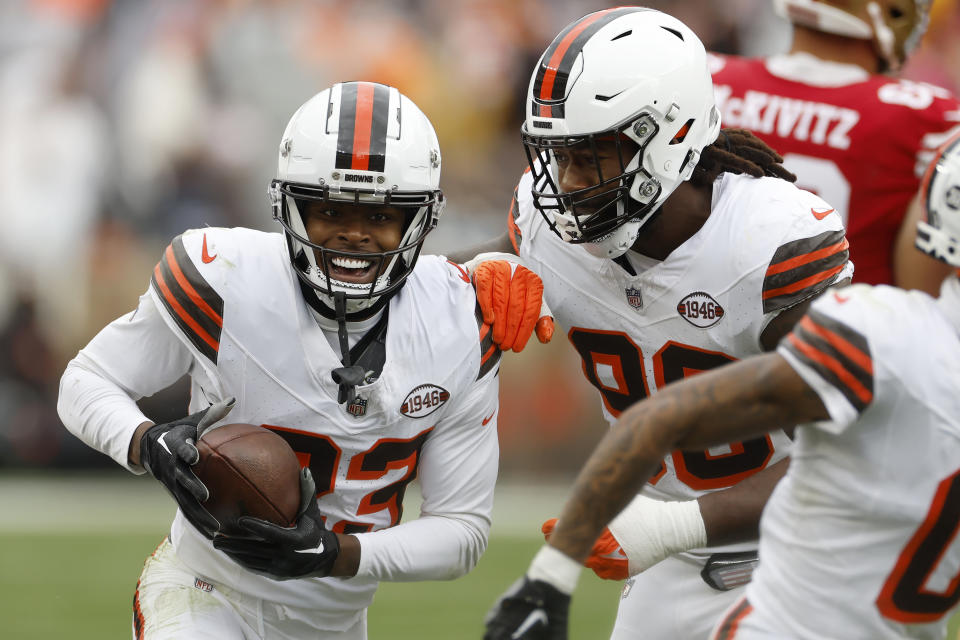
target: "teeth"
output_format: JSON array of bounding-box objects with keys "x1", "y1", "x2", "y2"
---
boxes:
[{"x1": 331, "y1": 256, "x2": 372, "y2": 270}]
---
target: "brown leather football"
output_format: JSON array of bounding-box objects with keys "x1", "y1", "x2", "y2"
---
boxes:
[{"x1": 194, "y1": 423, "x2": 301, "y2": 535}]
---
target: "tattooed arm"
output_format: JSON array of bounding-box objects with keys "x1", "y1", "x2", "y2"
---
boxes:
[{"x1": 546, "y1": 351, "x2": 828, "y2": 564}]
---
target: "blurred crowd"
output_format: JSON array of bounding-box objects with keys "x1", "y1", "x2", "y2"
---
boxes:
[{"x1": 2, "y1": 0, "x2": 959, "y2": 470}]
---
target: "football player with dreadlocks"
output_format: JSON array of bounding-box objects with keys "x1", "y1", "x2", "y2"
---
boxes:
[
  {"x1": 449, "y1": 7, "x2": 852, "y2": 639},
  {"x1": 486, "y1": 130, "x2": 960, "y2": 640},
  {"x1": 57, "y1": 83, "x2": 548, "y2": 640},
  {"x1": 712, "y1": 0, "x2": 960, "y2": 294}
]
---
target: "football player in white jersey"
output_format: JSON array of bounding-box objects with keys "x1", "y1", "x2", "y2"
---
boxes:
[
  {"x1": 56, "y1": 82, "x2": 549, "y2": 640},
  {"x1": 485, "y1": 130, "x2": 960, "y2": 640},
  {"x1": 452, "y1": 8, "x2": 853, "y2": 640}
]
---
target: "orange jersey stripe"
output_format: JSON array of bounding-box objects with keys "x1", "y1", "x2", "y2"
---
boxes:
[
  {"x1": 799, "y1": 315, "x2": 873, "y2": 375},
  {"x1": 164, "y1": 245, "x2": 223, "y2": 327},
  {"x1": 507, "y1": 194, "x2": 521, "y2": 254},
  {"x1": 766, "y1": 238, "x2": 849, "y2": 277},
  {"x1": 538, "y1": 11, "x2": 610, "y2": 102},
  {"x1": 478, "y1": 322, "x2": 490, "y2": 342},
  {"x1": 787, "y1": 333, "x2": 872, "y2": 404},
  {"x1": 716, "y1": 598, "x2": 753, "y2": 639},
  {"x1": 762, "y1": 263, "x2": 845, "y2": 300},
  {"x1": 351, "y1": 82, "x2": 375, "y2": 171},
  {"x1": 153, "y1": 264, "x2": 220, "y2": 353},
  {"x1": 480, "y1": 342, "x2": 498, "y2": 366},
  {"x1": 133, "y1": 580, "x2": 145, "y2": 639}
]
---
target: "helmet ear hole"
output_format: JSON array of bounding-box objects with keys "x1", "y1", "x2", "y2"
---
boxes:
[{"x1": 670, "y1": 119, "x2": 695, "y2": 145}]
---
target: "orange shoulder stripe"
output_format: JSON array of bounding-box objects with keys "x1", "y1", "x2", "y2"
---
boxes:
[
  {"x1": 153, "y1": 264, "x2": 220, "y2": 353},
  {"x1": 798, "y1": 315, "x2": 873, "y2": 375},
  {"x1": 766, "y1": 238, "x2": 849, "y2": 277},
  {"x1": 787, "y1": 333, "x2": 872, "y2": 405},
  {"x1": 762, "y1": 263, "x2": 845, "y2": 300},
  {"x1": 164, "y1": 244, "x2": 223, "y2": 327}
]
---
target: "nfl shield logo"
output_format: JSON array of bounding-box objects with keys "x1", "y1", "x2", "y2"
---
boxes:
[
  {"x1": 346, "y1": 397, "x2": 367, "y2": 417},
  {"x1": 625, "y1": 287, "x2": 643, "y2": 310}
]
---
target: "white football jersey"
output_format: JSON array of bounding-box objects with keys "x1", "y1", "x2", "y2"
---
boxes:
[
  {"x1": 511, "y1": 170, "x2": 852, "y2": 557},
  {"x1": 62, "y1": 227, "x2": 501, "y2": 631},
  {"x1": 717, "y1": 281, "x2": 960, "y2": 639}
]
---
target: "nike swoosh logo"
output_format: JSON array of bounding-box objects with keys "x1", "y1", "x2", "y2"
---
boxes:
[
  {"x1": 811, "y1": 207, "x2": 835, "y2": 221},
  {"x1": 294, "y1": 540, "x2": 325, "y2": 555},
  {"x1": 202, "y1": 234, "x2": 217, "y2": 263},
  {"x1": 158, "y1": 432, "x2": 175, "y2": 456},
  {"x1": 446, "y1": 260, "x2": 471, "y2": 283},
  {"x1": 512, "y1": 609, "x2": 547, "y2": 639},
  {"x1": 482, "y1": 411, "x2": 496, "y2": 426},
  {"x1": 833, "y1": 292, "x2": 850, "y2": 304}
]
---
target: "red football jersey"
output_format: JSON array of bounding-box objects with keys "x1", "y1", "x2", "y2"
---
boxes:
[{"x1": 710, "y1": 52, "x2": 960, "y2": 285}]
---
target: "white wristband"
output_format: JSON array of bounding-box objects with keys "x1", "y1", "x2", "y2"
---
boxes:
[
  {"x1": 608, "y1": 494, "x2": 707, "y2": 576},
  {"x1": 527, "y1": 545, "x2": 582, "y2": 595},
  {"x1": 461, "y1": 252, "x2": 526, "y2": 276}
]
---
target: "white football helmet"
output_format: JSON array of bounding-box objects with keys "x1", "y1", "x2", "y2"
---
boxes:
[
  {"x1": 522, "y1": 7, "x2": 721, "y2": 259},
  {"x1": 916, "y1": 131, "x2": 960, "y2": 268},
  {"x1": 773, "y1": 0, "x2": 931, "y2": 72},
  {"x1": 270, "y1": 82, "x2": 444, "y2": 320}
]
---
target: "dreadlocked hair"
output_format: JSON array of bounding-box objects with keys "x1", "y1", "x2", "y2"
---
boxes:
[{"x1": 690, "y1": 128, "x2": 796, "y2": 187}]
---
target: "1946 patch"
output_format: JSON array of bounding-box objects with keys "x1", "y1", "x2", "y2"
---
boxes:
[
  {"x1": 400, "y1": 384, "x2": 450, "y2": 418},
  {"x1": 677, "y1": 292, "x2": 724, "y2": 328}
]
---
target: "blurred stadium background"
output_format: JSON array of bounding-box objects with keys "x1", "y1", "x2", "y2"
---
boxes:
[{"x1": 2, "y1": 0, "x2": 960, "y2": 637}]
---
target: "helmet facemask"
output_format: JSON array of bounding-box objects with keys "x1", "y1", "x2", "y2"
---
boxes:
[
  {"x1": 271, "y1": 179, "x2": 442, "y2": 321},
  {"x1": 523, "y1": 115, "x2": 667, "y2": 258}
]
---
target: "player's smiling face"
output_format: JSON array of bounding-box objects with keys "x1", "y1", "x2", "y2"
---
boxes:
[{"x1": 302, "y1": 201, "x2": 406, "y2": 284}]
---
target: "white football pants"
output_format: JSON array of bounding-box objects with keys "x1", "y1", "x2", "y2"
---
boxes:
[
  {"x1": 610, "y1": 554, "x2": 745, "y2": 639},
  {"x1": 132, "y1": 538, "x2": 366, "y2": 639}
]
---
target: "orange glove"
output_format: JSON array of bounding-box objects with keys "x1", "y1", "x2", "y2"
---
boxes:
[
  {"x1": 541, "y1": 518, "x2": 628, "y2": 581},
  {"x1": 469, "y1": 257, "x2": 554, "y2": 352}
]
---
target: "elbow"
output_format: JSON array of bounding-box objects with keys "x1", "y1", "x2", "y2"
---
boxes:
[
  {"x1": 56, "y1": 359, "x2": 83, "y2": 429},
  {"x1": 442, "y1": 515, "x2": 490, "y2": 580}
]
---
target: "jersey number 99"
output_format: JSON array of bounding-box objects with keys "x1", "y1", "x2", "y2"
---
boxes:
[{"x1": 568, "y1": 328, "x2": 774, "y2": 491}]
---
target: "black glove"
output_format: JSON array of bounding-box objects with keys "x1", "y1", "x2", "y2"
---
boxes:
[
  {"x1": 483, "y1": 576, "x2": 571, "y2": 640},
  {"x1": 139, "y1": 398, "x2": 235, "y2": 539},
  {"x1": 212, "y1": 468, "x2": 340, "y2": 580}
]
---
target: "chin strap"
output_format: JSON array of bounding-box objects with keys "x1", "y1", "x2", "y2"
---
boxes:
[{"x1": 330, "y1": 292, "x2": 366, "y2": 404}]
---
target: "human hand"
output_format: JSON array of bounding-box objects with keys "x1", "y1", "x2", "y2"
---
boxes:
[
  {"x1": 464, "y1": 252, "x2": 554, "y2": 352},
  {"x1": 212, "y1": 468, "x2": 340, "y2": 580},
  {"x1": 139, "y1": 398, "x2": 235, "y2": 538},
  {"x1": 483, "y1": 576, "x2": 570, "y2": 639}
]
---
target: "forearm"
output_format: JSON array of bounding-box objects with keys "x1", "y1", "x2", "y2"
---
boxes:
[
  {"x1": 58, "y1": 357, "x2": 153, "y2": 472},
  {"x1": 893, "y1": 194, "x2": 953, "y2": 296},
  {"x1": 353, "y1": 513, "x2": 489, "y2": 581},
  {"x1": 445, "y1": 233, "x2": 516, "y2": 264},
  {"x1": 329, "y1": 534, "x2": 361, "y2": 577},
  {"x1": 127, "y1": 420, "x2": 155, "y2": 467},
  {"x1": 547, "y1": 354, "x2": 815, "y2": 562},
  {"x1": 699, "y1": 456, "x2": 790, "y2": 546}
]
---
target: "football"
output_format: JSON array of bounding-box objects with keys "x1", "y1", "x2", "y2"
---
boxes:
[{"x1": 194, "y1": 423, "x2": 302, "y2": 535}]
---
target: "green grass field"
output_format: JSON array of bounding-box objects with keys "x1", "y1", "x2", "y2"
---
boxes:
[
  {"x1": 0, "y1": 473, "x2": 620, "y2": 639},
  {"x1": 0, "y1": 532, "x2": 618, "y2": 639},
  {"x1": 1, "y1": 473, "x2": 956, "y2": 639}
]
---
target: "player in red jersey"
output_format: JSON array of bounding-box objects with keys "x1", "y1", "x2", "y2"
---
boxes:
[{"x1": 710, "y1": 0, "x2": 960, "y2": 294}]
